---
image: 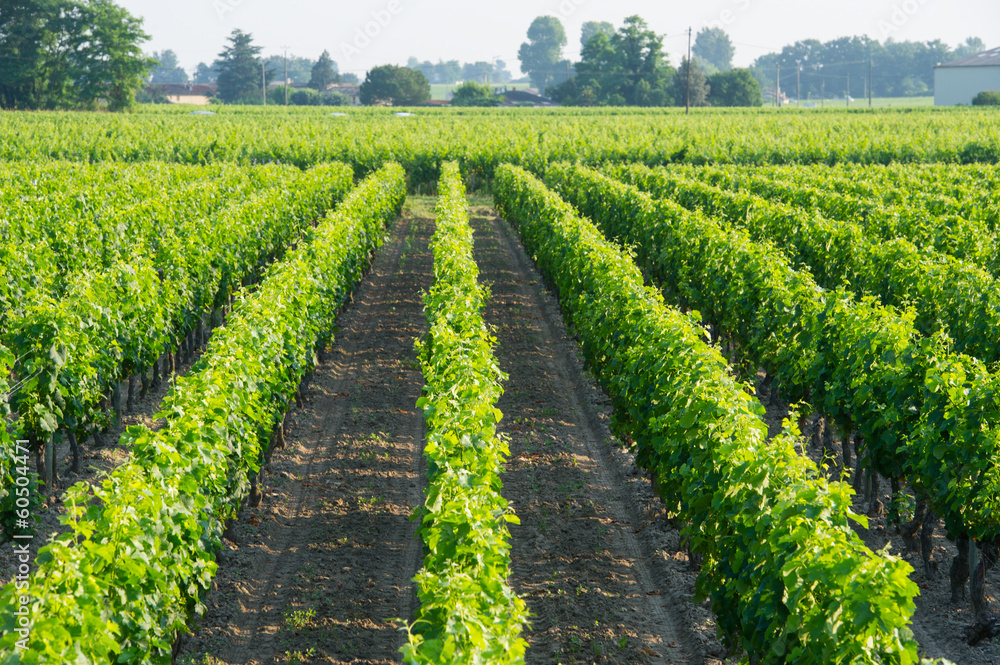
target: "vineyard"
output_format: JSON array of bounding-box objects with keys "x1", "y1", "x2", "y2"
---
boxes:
[{"x1": 0, "y1": 106, "x2": 999, "y2": 664}]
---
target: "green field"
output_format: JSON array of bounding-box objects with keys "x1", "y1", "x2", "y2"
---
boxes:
[
  {"x1": 1, "y1": 105, "x2": 996, "y2": 665},
  {"x1": 429, "y1": 83, "x2": 460, "y2": 100},
  {"x1": 794, "y1": 95, "x2": 934, "y2": 108}
]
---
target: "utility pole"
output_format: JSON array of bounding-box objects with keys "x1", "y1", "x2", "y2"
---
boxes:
[
  {"x1": 685, "y1": 26, "x2": 692, "y2": 114},
  {"x1": 796, "y1": 61, "x2": 801, "y2": 107},
  {"x1": 284, "y1": 48, "x2": 289, "y2": 106},
  {"x1": 262, "y1": 61, "x2": 267, "y2": 106},
  {"x1": 776, "y1": 62, "x2": 780, "y2": 107},
  {"x1": 846, "y1": 71, "x2": 850, "y2": 107},
  {"x1": 821, "y1": 79, "x2": 825, "y2": 107},
  {"x1": 868, "y1": 56, "x2": 873, "y2": 107}
]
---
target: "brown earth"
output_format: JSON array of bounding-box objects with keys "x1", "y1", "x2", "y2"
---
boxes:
[
  {"x1": 176, "y1": 197, "x2": 732, "y2": 665},
  {"x1": 178, "y1": 201, "x2": 433, "y2": 665},
  {"x1": 470, "y1": 203, "x2": 718, "y2": 665}
]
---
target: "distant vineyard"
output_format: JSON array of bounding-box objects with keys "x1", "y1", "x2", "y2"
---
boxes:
[{"x1": 0, "y1": 106, "x2": 998, "y2": 187}]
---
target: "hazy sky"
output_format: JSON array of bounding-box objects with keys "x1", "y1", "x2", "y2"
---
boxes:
[{"x1": 118, "y1": 0, "x2": 999, "y2": 77}]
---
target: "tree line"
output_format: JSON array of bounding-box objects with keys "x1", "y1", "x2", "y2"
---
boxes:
[
  {"x1": 0, "y1": 0, "x2": 151, "y2": 111},
  {"x1": 516, "y1": 17, "x2": 760, "y2": 107},
  {"x1": 751, "y1": 36, "x2": 985, "y2": 101}
]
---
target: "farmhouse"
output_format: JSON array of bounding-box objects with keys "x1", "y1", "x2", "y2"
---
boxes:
[{"x1": 934, "y1": 46, "x2": 1000, "y2": 105}]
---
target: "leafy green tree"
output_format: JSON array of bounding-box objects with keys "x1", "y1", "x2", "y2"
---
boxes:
[
  {"x1": 264, "y1": 53, "x2": 315, "y2": 84},
  {"x1": 612, "y1": 16, "x2": 669, "y2": 104},
  {"x1": 450, "y1": 81, "x2": 499, "y2": 106},
  {"x1": 749, "y1": 35, "x2": 981, "y2": 100},
  {"x1": 214, "y1": 29, "x2": 270, "y2": 103},
  {"x1": 192, "y1": 61, "x2": 217, "y2": 83},
  {"x1": 693, "y1": 27, "x2": 735, "y2": 72},
  {"x1": 518, "y1": 16, "x2": 567, "y2": 90},
  {"x1": 75, "y1": 0, "x2": 155, "y2": 111},
  {"x1": 955, "y1": 37, "x2": 986, "y2": 58},
  {"x1": 462, "y1": 61, "x2": 495, "y2": 83},
  {"x1": 359, "y1": 64, "x2": 430, "y2": 105},
  {"x1": 580, "y1": 21, "x2": 614, "y2": 49},
  {"x1": 308, "y1": 50, "x2": 339, "y2": 89},
  {"x1": 407, "y1": 57, "x2": 461, "y2": 84},
  {"x1": 341, "y1": 72, "x2": 359, "y2": 84},
  {"x1": 707, "y1": 68, "x2": 762, "y2": 106},
  {"x1": 149, "y1": 49, "x2": 188, "y2": 83},
  {"x1": 550, "y1": 15, "x2": 673, "y2": 106},
  {"x1": 0, "y1": 0, "x2": 152, "y2": 111},
  {"x1": 322, "y1": 90, "x2": 352, "y2": 105},
  {"x1": 291, "y1": 88, "x2": 323, "y2": 105},
  {"x1": 0, "y1": 0, "x2": 66, "y2": 109},
  {"x1": 670, "y1": 57, "x2": 710, "y2": 107}
]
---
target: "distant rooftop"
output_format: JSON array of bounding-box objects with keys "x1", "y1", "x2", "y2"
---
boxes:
[{"x1": 937, "y1": 47, "x2": 1000, "y2": 68}]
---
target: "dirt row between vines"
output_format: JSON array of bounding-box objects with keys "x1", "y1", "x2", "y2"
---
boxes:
[{"x1": 178, "y1": 197, "x2": 726, "y2": 665}]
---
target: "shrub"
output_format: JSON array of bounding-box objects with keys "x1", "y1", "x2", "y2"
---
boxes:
[{"x1": 972, "y1": 90, "x2": 1000, "y2": 106}]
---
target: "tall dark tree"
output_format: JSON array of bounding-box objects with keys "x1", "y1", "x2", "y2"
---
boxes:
[
  {"x1": 580, "y1": 21, "x2": 614, "y2": 49},
  {"x1": 214, "y1": 29, "x2": 269, "y2": 103},
  {"x1": 693, "y1": 27, "x2": 735, "y2": 72},
  {"x1": 518, "y1": 16, "x2": 567, "y2": 91},
  {"x1": 308, "y1": 50, "x2": 339, "y2": 90},
  {"x1": 0, "y1": 0, "x2": 66, "y2": 109},
  {"x1": 359, "y1": 64, "x2": 429, "y2": 105},
  {"x1": 149, "y1": 49, "x2": 188, "y2": 83},
  {"x1": 670, "y1": 57, "x2": 710, "y2": 107},
  {"x1": 192, "y1": 61, "x2": 217, "y2": 84},
  {"x1": 0, "y1": 0, "x2": 152, "y2": 110}
]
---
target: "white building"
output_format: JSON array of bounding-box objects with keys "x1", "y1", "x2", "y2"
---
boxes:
[{"x1": 934, "y1": 47, "x2": 1000, "y2": 105}]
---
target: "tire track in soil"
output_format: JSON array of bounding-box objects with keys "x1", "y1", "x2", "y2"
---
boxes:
[
  {"x1": 471, "y1": 206, "x2": 708, "y2": 665},
  {"x1": 178, "y1": 208, "x2": 433, "y2": 665}
]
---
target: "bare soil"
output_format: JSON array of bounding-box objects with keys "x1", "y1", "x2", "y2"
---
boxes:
[
  {"x1": 178, "y1": 203, "x2": 433, "y2": 665},
  {"x1": 176, "y1": 198, "x2": 737, "y2": 665},
  {"x1": 470, "y1": 205, "x2": 717, "y2": 665},
  {"x1": 176, "y1": 196, "x2": 993, "y2": 665}
]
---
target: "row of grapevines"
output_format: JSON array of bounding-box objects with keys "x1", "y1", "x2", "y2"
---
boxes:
[
  {"x1": 403, "y1": 162, "x2": 529, "y2": 663},
  {"x1": 493, "y1": 164, "x2": 924, "y2": 664},
  {"x1": 605, "y1": 163, "x2": 1000, "y2": 368},
  {"x1": 7, "y1": 165, "x2": 354, "y2": 479},
  {"x1": 0, "y1": 163, "x2": 283, "y2": 331},
  {"x1": 689, "y1": 164, "x2": 1000, "y2": 274},
  {"x1": 693, "y1": 165, "x2": 997, "y2": 271},
  {"x1": 0, "y1": 163, "x2": 406, "y2": 663},
  {"x1": 1, "y1": 108, "x2": 999, "y2": 188},
  {"x1": 736, "y1": 163, "x2": 1000, "y2": 231},
  {"x1": 546, "y1": 164, "x2": 1000, "y2": 555}
]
